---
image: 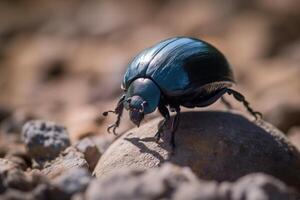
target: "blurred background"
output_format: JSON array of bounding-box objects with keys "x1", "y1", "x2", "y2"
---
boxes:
[{"x1": 0, "y1": 0, "x2": 299, "y2": 149}]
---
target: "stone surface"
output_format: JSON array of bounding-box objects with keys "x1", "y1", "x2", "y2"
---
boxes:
[
  {"x1": 94, "y1": 111, "x2": 300, "y2": 190},
  {"x1": 0, "y1": 158, "x2": 47, "y2": 195},
  {"x1": 4, "y1": 149, "x2": 31, "y2": 171},
  {"x1": 53, "y1": 168, "x2": 92, "y2": 197},
  {"x1": 87, "y1": 163, "x2": 298, "y2": 200},
  {"x1": 87, "y1": 163, "x2": 199, "y2": 200},
  {"x1": 75, "y1": 137, "x2": 101, "y2": 171},
  {"x1": 22, "y1": 120, "x2": 70, "y2": 164},
  {"x1": 229, "y1": 173, "x2": 297, "y2": 200},
  {"x1": 41, "y1": 147, "x2": 89, "y2": 179},
  {"x1": 0, "y1": 158, "x2": 21, "y2": 174},
  {"x1": 174, "y1": 173, "x2": 298, "y2": 200}
]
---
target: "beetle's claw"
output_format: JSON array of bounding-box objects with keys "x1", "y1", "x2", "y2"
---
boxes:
[
  {"x1": 107, "y1": 124, "x2": 118, "y2": 136},
  {"x1": 154, "y1": 132, "x2": 161, "y2": 142},
  {"x1": 103, "y1": 110, "x2": 116, "y2": 117}
]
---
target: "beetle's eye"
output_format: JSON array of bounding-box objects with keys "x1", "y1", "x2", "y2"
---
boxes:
[{"x1": 126, "y1": 98, "x2": 132, "y2": 104}]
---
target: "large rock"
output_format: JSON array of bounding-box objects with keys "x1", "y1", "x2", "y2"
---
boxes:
[
  {"x1": 94, "y1": 111, "x2": 300, "y2": 190},
  {"x1": 21, "y1": 120, "x2": 70, "y2": 165}
]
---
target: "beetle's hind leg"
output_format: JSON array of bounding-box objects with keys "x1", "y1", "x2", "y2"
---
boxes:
[
  {"x1": 103, "y1": 95, "x2": 125, "y2": 135},
  {"x1": 226, "y1": 89, "x2": 262, "y2": 120},
  {"x1": 155, "y1": 103, "x2": 170, "y2": 142}
]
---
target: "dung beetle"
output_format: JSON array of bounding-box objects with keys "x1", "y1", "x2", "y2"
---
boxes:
[{"x1": 103, "y1": 37, "x2": 261, "y2": 148}]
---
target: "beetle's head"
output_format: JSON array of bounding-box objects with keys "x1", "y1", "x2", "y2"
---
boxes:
[
  {"x1": 124, "y1": 78, "x2": 161, "y2": 127},
  {"x1": 125, "y1": 96, "x2": 147, "y2": 127}
]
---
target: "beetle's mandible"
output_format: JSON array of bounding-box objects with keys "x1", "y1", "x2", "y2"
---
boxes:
[{"x1": 103, "y1": 37, "x2": 262, "y2": 148}]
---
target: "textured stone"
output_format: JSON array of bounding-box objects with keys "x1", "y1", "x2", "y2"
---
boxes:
[
  {"x1": 229, "y1": 173, "x2": 297, "y2": 200},
  {"x1": 21, "y1": 120, "x2": 70, "y2": 164},
  {"x1": 0, "y1": 158, "x2": 46, "y2": 194},
  {"x1": 87, "y1": 163, "x2": 198, "y2": 200},
  {"x1": 87, "y1": 163, "x2": 298, "y2": 200},
  {"x1": 0, "y1": 158, "x2": 20, "y2": 174},
  {"x1": 75, "y1": 138, "x2": 101, "y2": 171},
  {"x1": 53, "y1": 168, "x2": 92, "y2": 197},
  {"x1": 94, "y1": 111, "x2": 300, "y2": 190},
  {"x1": 41, "y1": 147, "x2": 89, "y2": 179}
]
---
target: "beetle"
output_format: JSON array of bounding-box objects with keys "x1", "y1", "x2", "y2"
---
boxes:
[{"x1": 103, "y1": 37, "x2": 261, "y2": 148}]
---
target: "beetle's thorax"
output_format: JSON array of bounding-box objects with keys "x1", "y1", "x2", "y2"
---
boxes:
[{"x1": 125, "y1": 78, "x2": 161, "y2": 114}]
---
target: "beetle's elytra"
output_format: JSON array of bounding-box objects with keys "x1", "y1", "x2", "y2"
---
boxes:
[{"x1": 103, "y1": 37, "x2": 261, "y2": 148}]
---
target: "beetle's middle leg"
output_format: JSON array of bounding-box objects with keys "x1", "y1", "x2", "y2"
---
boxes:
[
  {"x1": 226, "y1": 89, "x2": 262, "y2": 119},
  {"x1": 155, "y1": 103, "x2": 170, "y2": 142},
  {"x1": 103, "y1": 95, "x2": 125, "y2": 135}
]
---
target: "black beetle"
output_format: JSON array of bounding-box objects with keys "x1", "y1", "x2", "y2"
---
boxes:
[{"x1": 103, "y1": 37, "x2": 261, "y2": 148}]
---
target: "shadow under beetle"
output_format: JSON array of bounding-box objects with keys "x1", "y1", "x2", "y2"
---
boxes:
[{"x1": 103, "y1": 37, "x2": 262, "y2": 149}]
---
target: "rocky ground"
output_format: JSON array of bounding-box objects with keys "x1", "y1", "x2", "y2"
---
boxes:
[
  {"x1": 0, "y1": 0, "x2": 300, "y2": 200},
  {"x1": 0, "y1": 117, "x2": 299, "y2": 200}
]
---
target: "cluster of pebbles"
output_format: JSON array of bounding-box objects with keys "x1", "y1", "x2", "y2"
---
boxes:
[{"x1": 0, "y1": 112, "x2": 300, "y2": 200}]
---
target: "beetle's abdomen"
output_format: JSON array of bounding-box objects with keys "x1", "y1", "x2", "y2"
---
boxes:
[
  {"x1": 123, "y1": 37, "x2": 234, "y2": 96},
  {"x1": 183, "y1": 50, "x2": 234, "y2": 86}
]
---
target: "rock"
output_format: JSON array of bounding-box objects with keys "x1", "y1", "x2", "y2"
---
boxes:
[
  {"x1": 94, "y1": 111, "x2": 300, "y2": 190},
  {"x1": 174, "y1": 173, "x2": 298, "y2": 200},
  {"x1": 0, "y1": 184, "x2": 57, "y2": 200},
  {"x1": 229, "y1": 173, "x2": 298, "y2": 200},
  {"x1": 21, "y1": 120, "x2": 70, "y2": 164},
  {"x1": 0, "y1": 189, "x2": 36, "y2": 200},
  {"x1": 75, "y1": 138, "x2": 101, "y2": 171},
  {"x1": 4, "y1": 150, "x2": 31, "y2": 171},
  {"x1": 0, "y1": 158, "x2": 46, "y2": 193},
  {"x1": 53, "y1": 168, "x2": 92, "y2": 198},
  {"x1": 0, "y1": 159, "x2": 20, "y2": 194},
  {"x1": 3, "y1": 169, "x2": 44, "y2": 192},
  {"x1": 41, "y1": 147, "x2": 89, "y2": 179},
  {"x1": 0, "y1": 158, "x2": 21, "y2": 174},
  {"x1": 87, "y1": 163, "x2": 298, "y2": 200},
  {"x1": 86, "y1": 163, "x2": 199, "y2": 200}
]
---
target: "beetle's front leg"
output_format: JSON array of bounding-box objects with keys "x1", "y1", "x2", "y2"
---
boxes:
[
  {"x1": 103, "y1": 95, "x2": 125, "y2": 135},
  {"x1": 155, "y1": 103, "x2": 170, "y2": 142}
]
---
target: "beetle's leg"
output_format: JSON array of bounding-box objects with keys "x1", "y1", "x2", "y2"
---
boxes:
[
  {"x1": 226, "y1": 89, "x2": 262, "y2": 120},
  {"x1": 220, "y1": 96, "x2": 233, "y2": 110},
  {"x1": 103, "y1": 95, "x2": 125, "y2": 135},
  {"x1": 170, "y1": 106, "x2": 181, "y2": 150},
  {"x1": 155, "y1": 103, "x2": 170, "y2": 142}
]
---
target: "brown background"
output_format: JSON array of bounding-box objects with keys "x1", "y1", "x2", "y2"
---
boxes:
[{"x1": 0, "y1": 0, "x2": 299, "y2": 147}]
